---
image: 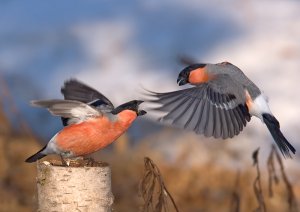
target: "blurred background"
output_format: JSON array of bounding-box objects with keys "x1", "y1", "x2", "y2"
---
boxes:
[{"x1": 0, "y1": 0, "x2": 299, "y2": 211}]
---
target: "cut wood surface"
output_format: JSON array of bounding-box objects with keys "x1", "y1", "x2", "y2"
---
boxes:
[{"x1": 37, "y1": 160, "x2": 114, "y2": 212}]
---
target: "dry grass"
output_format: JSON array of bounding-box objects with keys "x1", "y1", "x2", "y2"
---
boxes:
[
  {"x1": 267, "y1": 146, "x2": 298, "y2": 212},
  {"x1": 252, "y1": 148, "x2": 266, "y2": 212},
  {"x1": 0, "y1": 129, "x2": 299, "y2": 212},
  {"x1": 94, "y1": 139, "x2": 299, "y2": 212},
  {"x1": 0, "y1": 131, "x2": 299, "y2": 212},
  {"x1": 139, "y1": 157, "x2": 179, "y2": 212}
]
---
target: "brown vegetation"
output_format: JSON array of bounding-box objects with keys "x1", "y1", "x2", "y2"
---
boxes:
[{"x1": 139, "y1": 157, "x2": 179, "y2": 212}]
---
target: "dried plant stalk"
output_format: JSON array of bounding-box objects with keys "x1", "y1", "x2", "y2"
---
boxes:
[
  {"x1": 139, "y1": 157, "x2": 179, "y2": 212},
  {"x1": 230, "y1": 170, "x2": 240, "y2": 212},
  {"x1": 267, "y1": 146, "x2": 279, "y2": 197},
  {"x1": 252, "y1": 148, "x2": 266, "y2": 212},
  {"x1": 267, "y1": 145, "x2": 298, "y2": 211},
  {"x1": 273, "y1": 146, "x2": 298, "y2": 212}
]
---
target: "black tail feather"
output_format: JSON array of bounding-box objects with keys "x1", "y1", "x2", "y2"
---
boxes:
[
  {"x1": 25, "y1": 146, "x2": 47, "y2": 163},
  {"x1": 263, "y1": 113, "x2": 296, "y2": 158}
]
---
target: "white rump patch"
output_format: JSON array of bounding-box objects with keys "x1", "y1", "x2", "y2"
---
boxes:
[{"x1": 249, "y1": 94, "x2": 272, "y2": 121}]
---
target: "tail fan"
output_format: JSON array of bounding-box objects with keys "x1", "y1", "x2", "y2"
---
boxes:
[
  {"x1": 25, "y1": 145, "x2": 47, "y2": 163},
  {"x1": 262, "y1": 113, "x2": 296, "y2": 158}
]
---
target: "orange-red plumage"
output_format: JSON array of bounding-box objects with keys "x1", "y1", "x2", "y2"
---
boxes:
[
  {"x1": 56, "y1": 110, "x2": 137, "y2": 156},
  {"x1": 188, "y1": 67, "x2": 213, "y2": 84},
  {"x1": 245, "y1": 90, "x2": 253, "y2": 110}
]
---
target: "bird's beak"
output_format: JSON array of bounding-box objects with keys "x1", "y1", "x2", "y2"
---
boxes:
[
  {"x1": 177, "y1": 76, "x2": 187, "y2": 86},
  {"x1": 138, "y1": 110, "x2": 147, "y2": 116}
]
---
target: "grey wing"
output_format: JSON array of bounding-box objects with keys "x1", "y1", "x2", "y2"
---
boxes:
[
  {"x1": 61, "y1": 79, "x2": 114, "y2": 126},
  {"x1": 61, "y1": 79, "x2": 114, "y2": 111},
  {"x1": 145, "y1": 75, "x2": 251, "y2": 139},
  {"x1": 31, "y1": 99, "x2": 102, "y2": 125}
]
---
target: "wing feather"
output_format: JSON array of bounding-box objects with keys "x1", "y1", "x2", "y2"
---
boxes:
[
  {"x1": 197, "y1": 99, "x2": 208, "y2": 135},
  {"x1": 214, "y1": 107, "x2": 222, "y2": 138},
  {"x1": 60, "y1": 79, "x2": 114, "y2": 126},
  {"x1": 144, "y1": 74, "x2": 251, "y2": 139},
  {"x1": 31, "y1": 99, "x2": 101, "y2": 124},
  {"x1": 219, "y1": 109, "x2": 228, "y2": 139},
  {"x1": 205, "y1": 102, "x2": 215, "y2": 137},
  {"x1": 184, "y1": 99, "x2": 203, "y2": 130},
  {"x1": 61, "y1": 79, "x2": 114, "y2": 109},
  {"x1": 170, "y1": 93, "x2": 197, "y2": 126}
]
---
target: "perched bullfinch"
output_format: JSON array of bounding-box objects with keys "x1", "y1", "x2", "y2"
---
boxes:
[
  {"x1": 145, "y1": 62, "x2": 296, "y2": 158},
  {"x1": 25, "y1": 79, "x2": 146, "y2": 163}
]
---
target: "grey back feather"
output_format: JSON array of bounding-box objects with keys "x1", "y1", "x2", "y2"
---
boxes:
[{"x1": 206, "y1": 63, "x2": 261, "y2": 98}]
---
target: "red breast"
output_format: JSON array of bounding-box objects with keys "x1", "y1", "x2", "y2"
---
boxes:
[
  {"x1": 188, "y1": 67, "x2": 214, "y2": 84},
  {"x1": 55, "y1": 110, "x2": 137, "y2": 156}
]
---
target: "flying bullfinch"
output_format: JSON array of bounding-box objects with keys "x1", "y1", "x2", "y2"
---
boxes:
[
  {"x1": 25, "y1": 79, "x2": 146, "y2": 163},
  {"x1": 145, "y1": 62, "x2": 296, "y2": 158}
]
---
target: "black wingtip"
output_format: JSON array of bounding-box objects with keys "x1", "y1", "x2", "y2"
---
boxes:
[
  {"x1": 25, "y1": 146, "x2": 47, "y2": 163},
  {"x1": 263, "y1": 113, "x2": 296, "y2": 158}
]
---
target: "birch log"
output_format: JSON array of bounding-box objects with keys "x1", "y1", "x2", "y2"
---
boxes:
[{"x1": 37, "y1": 160, "x2": 114, "y2": 212}]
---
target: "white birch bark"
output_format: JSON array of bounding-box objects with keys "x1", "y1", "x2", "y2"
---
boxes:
[{"x1": 37, "y1": 161, "x2": 114, "y2": 212}]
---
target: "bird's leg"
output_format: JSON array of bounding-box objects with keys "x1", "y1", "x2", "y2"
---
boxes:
[{"x1": 60, "y1": 155, "x2": 69, "y2": 167}]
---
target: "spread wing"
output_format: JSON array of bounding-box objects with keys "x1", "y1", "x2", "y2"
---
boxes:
[
  {"x1": 145, "y1": 74, "x2": 251, "y2": 139},
  {"x1": 61, "y1": 79, "x2": 114, "y2": 110},
  {"x1": 60, "y1": 79, "x2": 114, "y2": 126},
  {"x1": 32, "y1": 99, "x2": 101, "y2": 125}
]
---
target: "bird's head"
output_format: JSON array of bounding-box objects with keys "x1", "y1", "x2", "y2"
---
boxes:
[
  {"x1": 111, "y1": 100, "x2": 146, "y2": 116},
  {"x1": 177, "y1": 63, "x2": 207, "y2": 86}
]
